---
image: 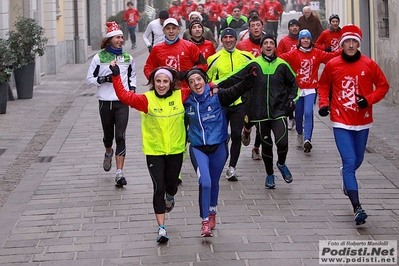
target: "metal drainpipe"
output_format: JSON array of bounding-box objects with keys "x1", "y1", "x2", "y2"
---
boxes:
[{"x1": 74, "y1": 0, "x2": 79, "y2": 63}]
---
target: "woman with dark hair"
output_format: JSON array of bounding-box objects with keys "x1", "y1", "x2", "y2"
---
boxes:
[
  {"x1": 110, "y1": 65, "x2": 185, "y2": 244},
  {"x1": 85, "y1": 21, "x2": 136, "y2": 188}
]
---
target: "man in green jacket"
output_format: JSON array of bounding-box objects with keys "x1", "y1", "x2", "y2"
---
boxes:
[{"x1": 218, "y1": 33, "x2": 299, "y2": 189}]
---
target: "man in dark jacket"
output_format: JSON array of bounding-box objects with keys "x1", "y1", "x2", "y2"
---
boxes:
[
  {"x1": 298, "y1": 6, "x2": 323, "y2": 41},
  {"x1": 218, "y1": 33, "x2": 299, "y2": 189}
]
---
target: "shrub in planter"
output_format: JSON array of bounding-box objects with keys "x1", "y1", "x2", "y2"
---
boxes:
[
  {"x1": 7, "y1": 15, "x2": 48, "y2": 99},
  {"x1": 8, "y1": 15, "x2": 48, "y2": 69},
  {"x1": 0, "y1": 38, "x2": 16, "y2": 84}
]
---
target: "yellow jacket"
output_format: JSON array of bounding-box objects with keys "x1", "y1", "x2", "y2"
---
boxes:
[
  {"x1": 141, "y1": 90, "x2": 186, "y2": 155},
  {"x1": 207, "y1": 48, "x2": 254, "y2": 105}
]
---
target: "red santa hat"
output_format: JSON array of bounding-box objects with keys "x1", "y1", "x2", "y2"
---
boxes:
[
  {"x1": 105, "y1": 21, "x2": 123, "y2": 38},
  {"x1": 339, "y1": 24, "x2": 362, "y2": 47}
]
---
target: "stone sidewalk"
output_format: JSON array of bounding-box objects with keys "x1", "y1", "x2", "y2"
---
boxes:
[{"x1": 0, "y1": 26, "x2": 398, "y2": 266}]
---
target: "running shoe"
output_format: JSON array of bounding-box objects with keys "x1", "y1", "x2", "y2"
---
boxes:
[
  {"x1": 103, "y1": 148, "x2": 114, "y2": 172},
  {"x1": 304, "y1": 140, "x2": 312, "y2": 153},
  {"x1": 226, "y1": 166, "x2": 238, "y2": 181},
  {"x1": 296, "y1": 134, "x2": 303, "y2": 148},
  {"x1": 157, "y1": 225, "x2": 169, "y2": 243},
  {"x1": 252, "y1": 147, "x2": 262, "y2": 160},
  {"x1": 209, "y1": 213, "x2": 216, "y2": 229},
  {"x1": 165, "y1": 194, "x2": 175, "y2": 213},
  {"x1": 115, "y1": 171, "x2": 127, "y2": 187},
  {"x1": 288, "y1": 118, "x2": 295, "y2": 130},
  {"x1": 354, "y1": 206, "x2": 368, "y2": 225},
  {"x1": 265, "y1": 174, "x2": 276, "y2": 189},
  {"x1": 241, "y1": 128, "x2": 251, "y2": 146},
  {"x1": 276, "y1": 162, "x2": 293, "y2": 183},
  {"x1": 201, "y1": 221, "x2": 213, "y2": 237}
]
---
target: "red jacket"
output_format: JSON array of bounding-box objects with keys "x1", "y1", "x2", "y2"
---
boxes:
[
  {"x1": 204, "y1": 1, "x2": 219, "y2": 22},
  {"x1": 276, "y1": 35, "x2": 298, "y2": 55},
  {"x1": 314, "y1": 28, "x2": 342, "y2": 52},
  {"x1": 124, "y1": 8, "x2": 140, "y2": 27},
  {"x1": 318, "y1": 54, "x2": 389, "y2": 127},
  {"x1": 279, "y1": 47, "x2": 340, "y2": 89},
  {"x1": 263, "y1": 0, "x2": 283, "y2": 22},
  {"x1": 144, "y1": 38, "x2": 208, "y2": 87},
  {"x1": 168, "y1": 5, "x2": 182, "y2": 22},
  {"x1": 180, "y1": 0, "x2": 198, "y2": 20},
  {"x1": 194, "y1": 40, "x2": 216, "y2": 60},
  {"x1": 218, "y1": 2, "x2": 233, "y2": 19},
  {"x1": 236, "y1": 38, "x2": 262, "y2": 57}
]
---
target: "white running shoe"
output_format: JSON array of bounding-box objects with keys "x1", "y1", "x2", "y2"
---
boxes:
[
  {"x1": 296, "y1": 134, "x2": 303, "y2": 148},
  {"x1": 226, "y1": 166, "x2": 238, "y2": 181}
]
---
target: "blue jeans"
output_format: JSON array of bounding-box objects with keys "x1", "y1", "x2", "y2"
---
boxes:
[
  {"x1": 189, "y1": 142, "x2": 228, "y2": 219},
  {"x1": 333, "y1": 127, "x2": 369, "y2": 192},
  {"x1": 295, "y1": 93, "x2": 316, "y2": 141},
  {"x1": 128, "y1": 26, "x2": 136, "y2": 45}
]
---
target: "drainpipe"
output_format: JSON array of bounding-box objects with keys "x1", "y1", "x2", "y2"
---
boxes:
[{"x1": 74, "y1": 0, "x2": 79, "y2": 63}]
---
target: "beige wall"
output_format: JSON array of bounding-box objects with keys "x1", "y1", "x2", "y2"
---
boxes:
[
  {"x1": 325, "y1": 0, "x2": 398, "y2": 104},
  {"x1": 373, "y1": 0, "x2": 399, "y2": 104}
]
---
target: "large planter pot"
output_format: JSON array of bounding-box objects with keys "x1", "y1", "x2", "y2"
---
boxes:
[
  {"x1": 14, "y1": 61, "x2": 35, "y2": 99},
  {"x1": 0, "y1": 82, "x2": 9, "y2": 114}
]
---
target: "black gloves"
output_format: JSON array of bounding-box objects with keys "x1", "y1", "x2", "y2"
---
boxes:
[
  {"x1": 109, "y1": 64, "x2": 120, "y2": 76},
  {"x1": 285, "y1": 100, "x2": 296, "y2": 112},
  {"x1": 243, "y1": 66, "x2": 257, "y2": 88},
  {"x1": 97, "y1": 74, "x2": 113, "y2": 84},
  {"x1": 318, "y1": 106, "x2": 330, "y2": 117},
  {"x1": 147, "y1": 45, "x2": 152, "y2": 52},
  {"x1": 324, "y1": 47, "x2": 332, "y2": 52},
  {"x1": 179, "y1": 70, "x2": 188, "y2": 81},
  {"x1": 355, "y1": 94, "x2": 368, "y2": 109}
]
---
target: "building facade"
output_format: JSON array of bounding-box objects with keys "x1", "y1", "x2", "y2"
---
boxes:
[
  {"x1": 0, "y1": 0, "x2": 128, "y2": 85},
  {"x1": 325, "y1": 0, "x2": 398, "y2": 104}
]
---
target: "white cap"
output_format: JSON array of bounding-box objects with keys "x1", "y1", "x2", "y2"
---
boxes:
[{"x1": 163, "y1": 18, "x2": 179, "y2": 28}]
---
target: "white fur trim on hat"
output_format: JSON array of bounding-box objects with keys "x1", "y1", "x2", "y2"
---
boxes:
[
  {"x1": 339, "y1": 24, "x2": 362, "y2": 47},
  {"x1": 189, "y1": 11, "x2": 203, "y2": 22}
]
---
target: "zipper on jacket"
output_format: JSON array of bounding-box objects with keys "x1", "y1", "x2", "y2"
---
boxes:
[{"x1": 194, "y1": 97, "x2": 207, "y2": 145}]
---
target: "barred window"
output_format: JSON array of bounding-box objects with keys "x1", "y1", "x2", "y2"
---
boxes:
[{"x1": 377, "y1": 0, "x2": 389, "y2": 38}]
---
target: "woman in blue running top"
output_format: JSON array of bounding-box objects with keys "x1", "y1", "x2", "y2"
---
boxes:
[{"x1": 184, "y1": 68, "x2": 255, "y2": 237}]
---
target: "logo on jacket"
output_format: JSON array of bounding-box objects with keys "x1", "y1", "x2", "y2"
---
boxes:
[
  {"x1": 166, "y1": 55, "x2": 180, "y2": 69},
  {"x1": 187, "y1": 106, "x2": 195, "y2": 116},
  {"x1": 338, "y1": 75, "x2": 359, "y2": 111},
  {"x1": 169, "y1": 101, "x2": 175, "y2": 106},
  {"x1": 299, "y1": 59, "x2": 313, "y2": 84}
]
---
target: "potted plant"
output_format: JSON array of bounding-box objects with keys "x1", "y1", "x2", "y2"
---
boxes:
[
  {"x1": 0, "y1": 38, "x2": 17, "y2": 114},
  {"x1": 8, "y1": 15, "x2": 48, "y2": 99}
]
